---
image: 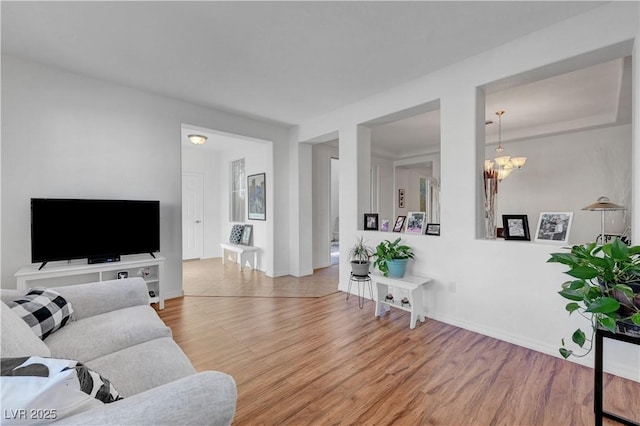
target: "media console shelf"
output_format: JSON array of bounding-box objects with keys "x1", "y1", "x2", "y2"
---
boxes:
[{"x1": 15, "y1": 253, "x2": 166, "y2": 309}]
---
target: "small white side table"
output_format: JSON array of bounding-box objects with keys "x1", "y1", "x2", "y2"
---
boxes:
[
  {"x1": 371, "y1": 272, "x2": 432, "y2": 329},
  {"x1": 220, "y1": 243, "x2": 259, "y2": 271}
]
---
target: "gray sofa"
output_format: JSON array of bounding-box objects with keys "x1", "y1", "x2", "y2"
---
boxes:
[{"x1": 1, "y1": 277, "x2": 237, "y2": 425}]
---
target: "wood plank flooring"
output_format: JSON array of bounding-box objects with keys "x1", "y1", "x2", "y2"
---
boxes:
[
  {"x1": 183, "y1": 258, "x2": 339, "y2": 298},
  {"x1": 159, "y1": 293, "x2": 639, "y2": 425}
]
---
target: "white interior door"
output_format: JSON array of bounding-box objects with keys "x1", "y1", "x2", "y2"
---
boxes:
[{"x1": 182, "y1": 173, "x2": 204, "y2": 260}]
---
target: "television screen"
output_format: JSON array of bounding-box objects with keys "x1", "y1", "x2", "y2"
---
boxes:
[{"x1": 31, "y1": 198, "x2": 160, "y2": 265}]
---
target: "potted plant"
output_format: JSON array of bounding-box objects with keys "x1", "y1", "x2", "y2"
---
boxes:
[
  {"x1": 348, "y1": 235, "x2": 373, "y2": 276},
  {"x1": 373, "y1": 237, "x2": 415, "y2": 278},
  {"x1": 547, "y1": 238, "x2": 640, "y2": 359}
]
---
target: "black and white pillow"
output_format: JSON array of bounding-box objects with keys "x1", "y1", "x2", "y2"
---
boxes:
[
  {"x1": 1, "y1": 356, "x2": 122, "y2": 424},
  {"x1": 229, "y1": 224, "x2": 244, "y2": 244},
  {"x1": 8, "y1": 288, "x2": 73, "y2": 340}
]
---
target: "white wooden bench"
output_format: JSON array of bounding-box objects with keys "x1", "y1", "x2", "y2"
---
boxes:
[
  {"x1": 220, "y1": 243, "x2": 259, "y2": 271},
  {"x1": 371, "y1": 272, "x2": 432, "y2": 329}
]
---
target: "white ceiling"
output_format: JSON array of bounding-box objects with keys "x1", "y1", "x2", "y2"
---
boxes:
[
  {"x1": 2, "y1": 1, "x2": 630, "y2": 157},
  {"x1": 371, "y1": 56, "x2": 632, "y2": 159}
]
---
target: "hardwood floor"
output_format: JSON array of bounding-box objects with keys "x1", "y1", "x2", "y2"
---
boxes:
[
  {"x1": 183, "y1": 258, "x2": 339, "y2": 298},
  {"x1": 159, "y1": 293, "x2": 639, "y2": 425}
]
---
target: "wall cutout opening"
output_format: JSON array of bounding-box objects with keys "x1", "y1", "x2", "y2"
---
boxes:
[
  {"x1": 478, "y1": 54, "x2": 632, "y2": 244},
  {"x1": 363, "y1": 100, "x2": 441, "y2": 234}
]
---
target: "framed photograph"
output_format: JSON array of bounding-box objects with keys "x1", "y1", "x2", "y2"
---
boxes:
[
  {"x1": 502, "y1": 215, "x2": 530, "y2": 241},
  {"x1": 405, "y1": 212, "x2": 426, "y2": 234},
  {"x1": 535, "y1": 212, "x2": 573, "y2": 244},
  {"x1": 364, "y1": 213, "x2": 379, "y2": 231},
  {"x1": 116, "y1": 271, "x2": 129, "y2": 279},
  {"x1": 241, "y1": 224, "x2": 253, "y2": 245},
  {"x1": 398, "y1": 189, "x2": 405, "y2": 208},
  {"x1": 380, "y1": 219, "x2": 390, "y2": 232},
  {"x1": 248, "y1": 173, "x2": 266, "y2": 220},
  {"x1": 425, "y1": 223, "x2": 440, "y2": 236},
  {"x1": 393, "y1": 215, "x2": 406, "y2": 232}
]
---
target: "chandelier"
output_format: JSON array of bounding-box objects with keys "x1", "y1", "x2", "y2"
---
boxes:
[{"x1": 484, "y1": 110, "x2": 526, "y2": 181}]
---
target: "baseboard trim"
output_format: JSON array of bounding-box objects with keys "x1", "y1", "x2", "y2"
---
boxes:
[{"x1": 427, "y1": 311, "x2": 639, "y2": 383}]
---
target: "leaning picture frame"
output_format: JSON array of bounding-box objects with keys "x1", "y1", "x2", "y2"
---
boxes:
[
  {"x1": 247, "y1": 173, "x2": 266, "y2": 220},
  {"x1": 425, "y1": 223, "x2": 440, "y2": 236},
  {"x1": 392, "y1": 216, "x2": 406, "y2": 232},
  {"x1": 405, "y1": 212, "x2": 426, "y2": 234},
  {"x1": 534, "y1": 212, "x2": 573, "y2": 244},
  {"x1": 502, "y1": 215, "x2": 530, "y2": 241},
  {"x1": 241, "y1": 224, "x2": 253, "y2": 246},
  {"x1": 364, "y1": 213, "x2": 379, "y2": 231}
]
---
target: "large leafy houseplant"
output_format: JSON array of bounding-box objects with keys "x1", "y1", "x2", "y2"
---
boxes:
[
  {"x1": 373, "y1": 237, "x2": 415, "y2": 277},
  {"x1": 548, "y1": 238, "x2": 640, "y2": 359}
]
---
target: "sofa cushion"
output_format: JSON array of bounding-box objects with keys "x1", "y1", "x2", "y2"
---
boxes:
[
  {"x1": 86, "y1": 337, "x2": 197, "y2": 397},
  {"x1": 45, "y1": 305, "x2": 172, "y2": 362},
  {"x1": 1, "y1": 301, "x2": 51, "y2": 358},
  {"x1": 7, "y1": 288, "x2": 74, "y2": 340},
  {"x1": 1, "y1": 356, "x2": 122, "y2": 424}
]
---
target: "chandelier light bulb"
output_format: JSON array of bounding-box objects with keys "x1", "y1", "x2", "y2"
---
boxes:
[{"x1": 485, "y1": 109, "x2": 526, "y2": 181}]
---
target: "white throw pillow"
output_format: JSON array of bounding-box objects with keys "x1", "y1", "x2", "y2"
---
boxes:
[{"x1": 1, "y1": 356, "x2": 123, "y2": 424}]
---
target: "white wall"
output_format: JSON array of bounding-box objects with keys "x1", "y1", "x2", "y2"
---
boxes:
[
  {"x1": 293, "y1": 3, "x2": 640, "y2": 380},
  {"x1": 1, "y1": 55, "x2": 290, "y2": 292},
  {"x1": 372, "y1": 156, "x2": 394, "y2": 223},
  {"x1": 493, "y1": 124, "x2": 632, "y2": 244}
]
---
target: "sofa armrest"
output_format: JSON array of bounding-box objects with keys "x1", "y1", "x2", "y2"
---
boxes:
[
  {"x1": 54, "y1": 371, "x2": 237, "y2": 426},
  {"x1": 50, "y1": 278, "x2": 150, "y2": 320}
]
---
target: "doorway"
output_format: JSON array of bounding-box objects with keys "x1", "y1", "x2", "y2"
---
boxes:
[
  {"x1": 330, "y1": 157, "x2": 339, "y2": 265},
  {"x1": 311, "y1": 141, "x2": 339, "y2": 269}
]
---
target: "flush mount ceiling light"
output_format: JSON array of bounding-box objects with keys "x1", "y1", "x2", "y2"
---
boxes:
[
  {"x1": 484, "y1": 110, "x2": 527, "y2": 182},
  {"x1": 188, "y1": 134, "x2": 207, "y2": 145}
]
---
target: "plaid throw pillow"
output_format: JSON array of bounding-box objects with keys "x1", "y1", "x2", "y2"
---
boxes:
[{"x1": 8, "y1": 288, "x2": 73, "y2": 340}]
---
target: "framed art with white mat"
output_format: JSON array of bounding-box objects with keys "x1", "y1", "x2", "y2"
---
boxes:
[{"x1": 534, "y1": 212, "x2": 572, "y2": 244}]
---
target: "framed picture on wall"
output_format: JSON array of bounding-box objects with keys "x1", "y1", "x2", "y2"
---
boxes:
[
  {"x1": 393, "y1": 216, "x2": 406, "y2": 232},
  {"x1": 248, "y1": 173, "x2": 266, "y2": 220},
  {"x1": 380, "y1": 219, "x2": 390, "y2": 232},
  {"x1": 405, "y1": 212, "x2": 426, "y2": 234},
  {"x1": 398, "y1": 189, "x2": 405, "y2": 208},
  {"x1": 534, "y1": 212, "x2": 573, "y2": 244},
  {"x1": 364, "y1": 213, "x2": 379, "y2": 231},
  {"x1": 502, "y1": 215, "x2": 530, "y2": 241}
]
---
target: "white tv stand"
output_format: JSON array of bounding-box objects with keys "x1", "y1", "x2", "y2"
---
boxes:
[{"x1": 15, "y1": 253, "x2": 166, "y2": 309}]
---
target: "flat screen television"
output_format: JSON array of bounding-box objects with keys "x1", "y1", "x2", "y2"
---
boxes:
[{"x1": 31, "y1": 198, "x2": 160, "y2": 269}]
